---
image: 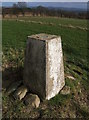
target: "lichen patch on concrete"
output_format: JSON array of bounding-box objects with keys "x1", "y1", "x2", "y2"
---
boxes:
[{"x1": 46, "y1": 37, "x2": 65, "y2": 100}]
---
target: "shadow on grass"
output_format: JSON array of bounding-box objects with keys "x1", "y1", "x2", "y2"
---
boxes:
[{"x1": 2, "y1": 66, "x2": 23, "y2": 90}]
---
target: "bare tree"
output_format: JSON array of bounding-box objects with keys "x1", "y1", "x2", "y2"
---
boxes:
[
  {"x1": 18, "y1": 2, "x2": 27, "y2": 16},
  {"x1": 2, "y1": 7, "x2": 6, "y2": 18},
  {"x1": 12, "y1": 3, "x2": 19, "y2": 18}
]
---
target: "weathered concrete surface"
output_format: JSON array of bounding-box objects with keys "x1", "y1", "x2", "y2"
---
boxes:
[
  {"x1": 46, "y1": 37, "x2": 65, "y2": 100},
  {"x1": 23, "y1": 36, "x2": 46, "y2": 99},
  {"x1": 23, "y1": 33, "x2": 65, "y2": 100}
]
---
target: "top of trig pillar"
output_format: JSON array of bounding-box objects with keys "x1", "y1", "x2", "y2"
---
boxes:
[{"x1": 28, "y1": 33, "x2": 61, "y2": 41}]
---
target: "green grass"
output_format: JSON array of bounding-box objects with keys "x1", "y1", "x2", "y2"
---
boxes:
[
  {"x1": 49, "y1": 94, "x2": 71, "y2": 106},
  {"x1": 2, "y1": 19, "x2": 88, "y2": 71},
  {"x1": 2, "y1": 17, "x2": 89, "y2": 118},
  {"x1": 5, "y1": 16, "x2": 87, "y2": 28},
  {"x1": 2, "y1": 20, "x2": 87, "y2": 57}
]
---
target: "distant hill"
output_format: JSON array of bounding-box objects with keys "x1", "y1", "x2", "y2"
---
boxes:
[
  {"x1": 47, "y1": 7, "x2": 87, "y2": 12},
  {"x1": 29, "y1": 6, "x2": 87, "y2": 13}
]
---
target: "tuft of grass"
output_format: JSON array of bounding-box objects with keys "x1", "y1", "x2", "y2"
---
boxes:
[
  {"x1": 73, "y1": 101, "x2": 89, "y2": 118},
  {"x1": 49, "y1": 94, "x2": 71, "y2": 106}
]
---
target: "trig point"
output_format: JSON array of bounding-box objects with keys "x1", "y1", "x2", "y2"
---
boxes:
[{"x1": 23, "y1": 33, "x2": 65, "y2": 100}]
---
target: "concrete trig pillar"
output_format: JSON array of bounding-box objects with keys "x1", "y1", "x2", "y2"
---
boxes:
[{"x1": 23, "y1": 33, "x2": 65, "y2": 100}]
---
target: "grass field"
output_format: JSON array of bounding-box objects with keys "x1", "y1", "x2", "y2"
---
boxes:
[
  {"x1": 4, "y1": 16, "x2": 87, "y2": 28},
  {"x1": 2, "y1": 17, "x2": 89, "y2": 118}
]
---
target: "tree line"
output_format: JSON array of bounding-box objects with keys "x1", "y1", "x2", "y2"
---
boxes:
[{"x1": 2, "y1": 2, "x2": 88, "y2": 19}]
